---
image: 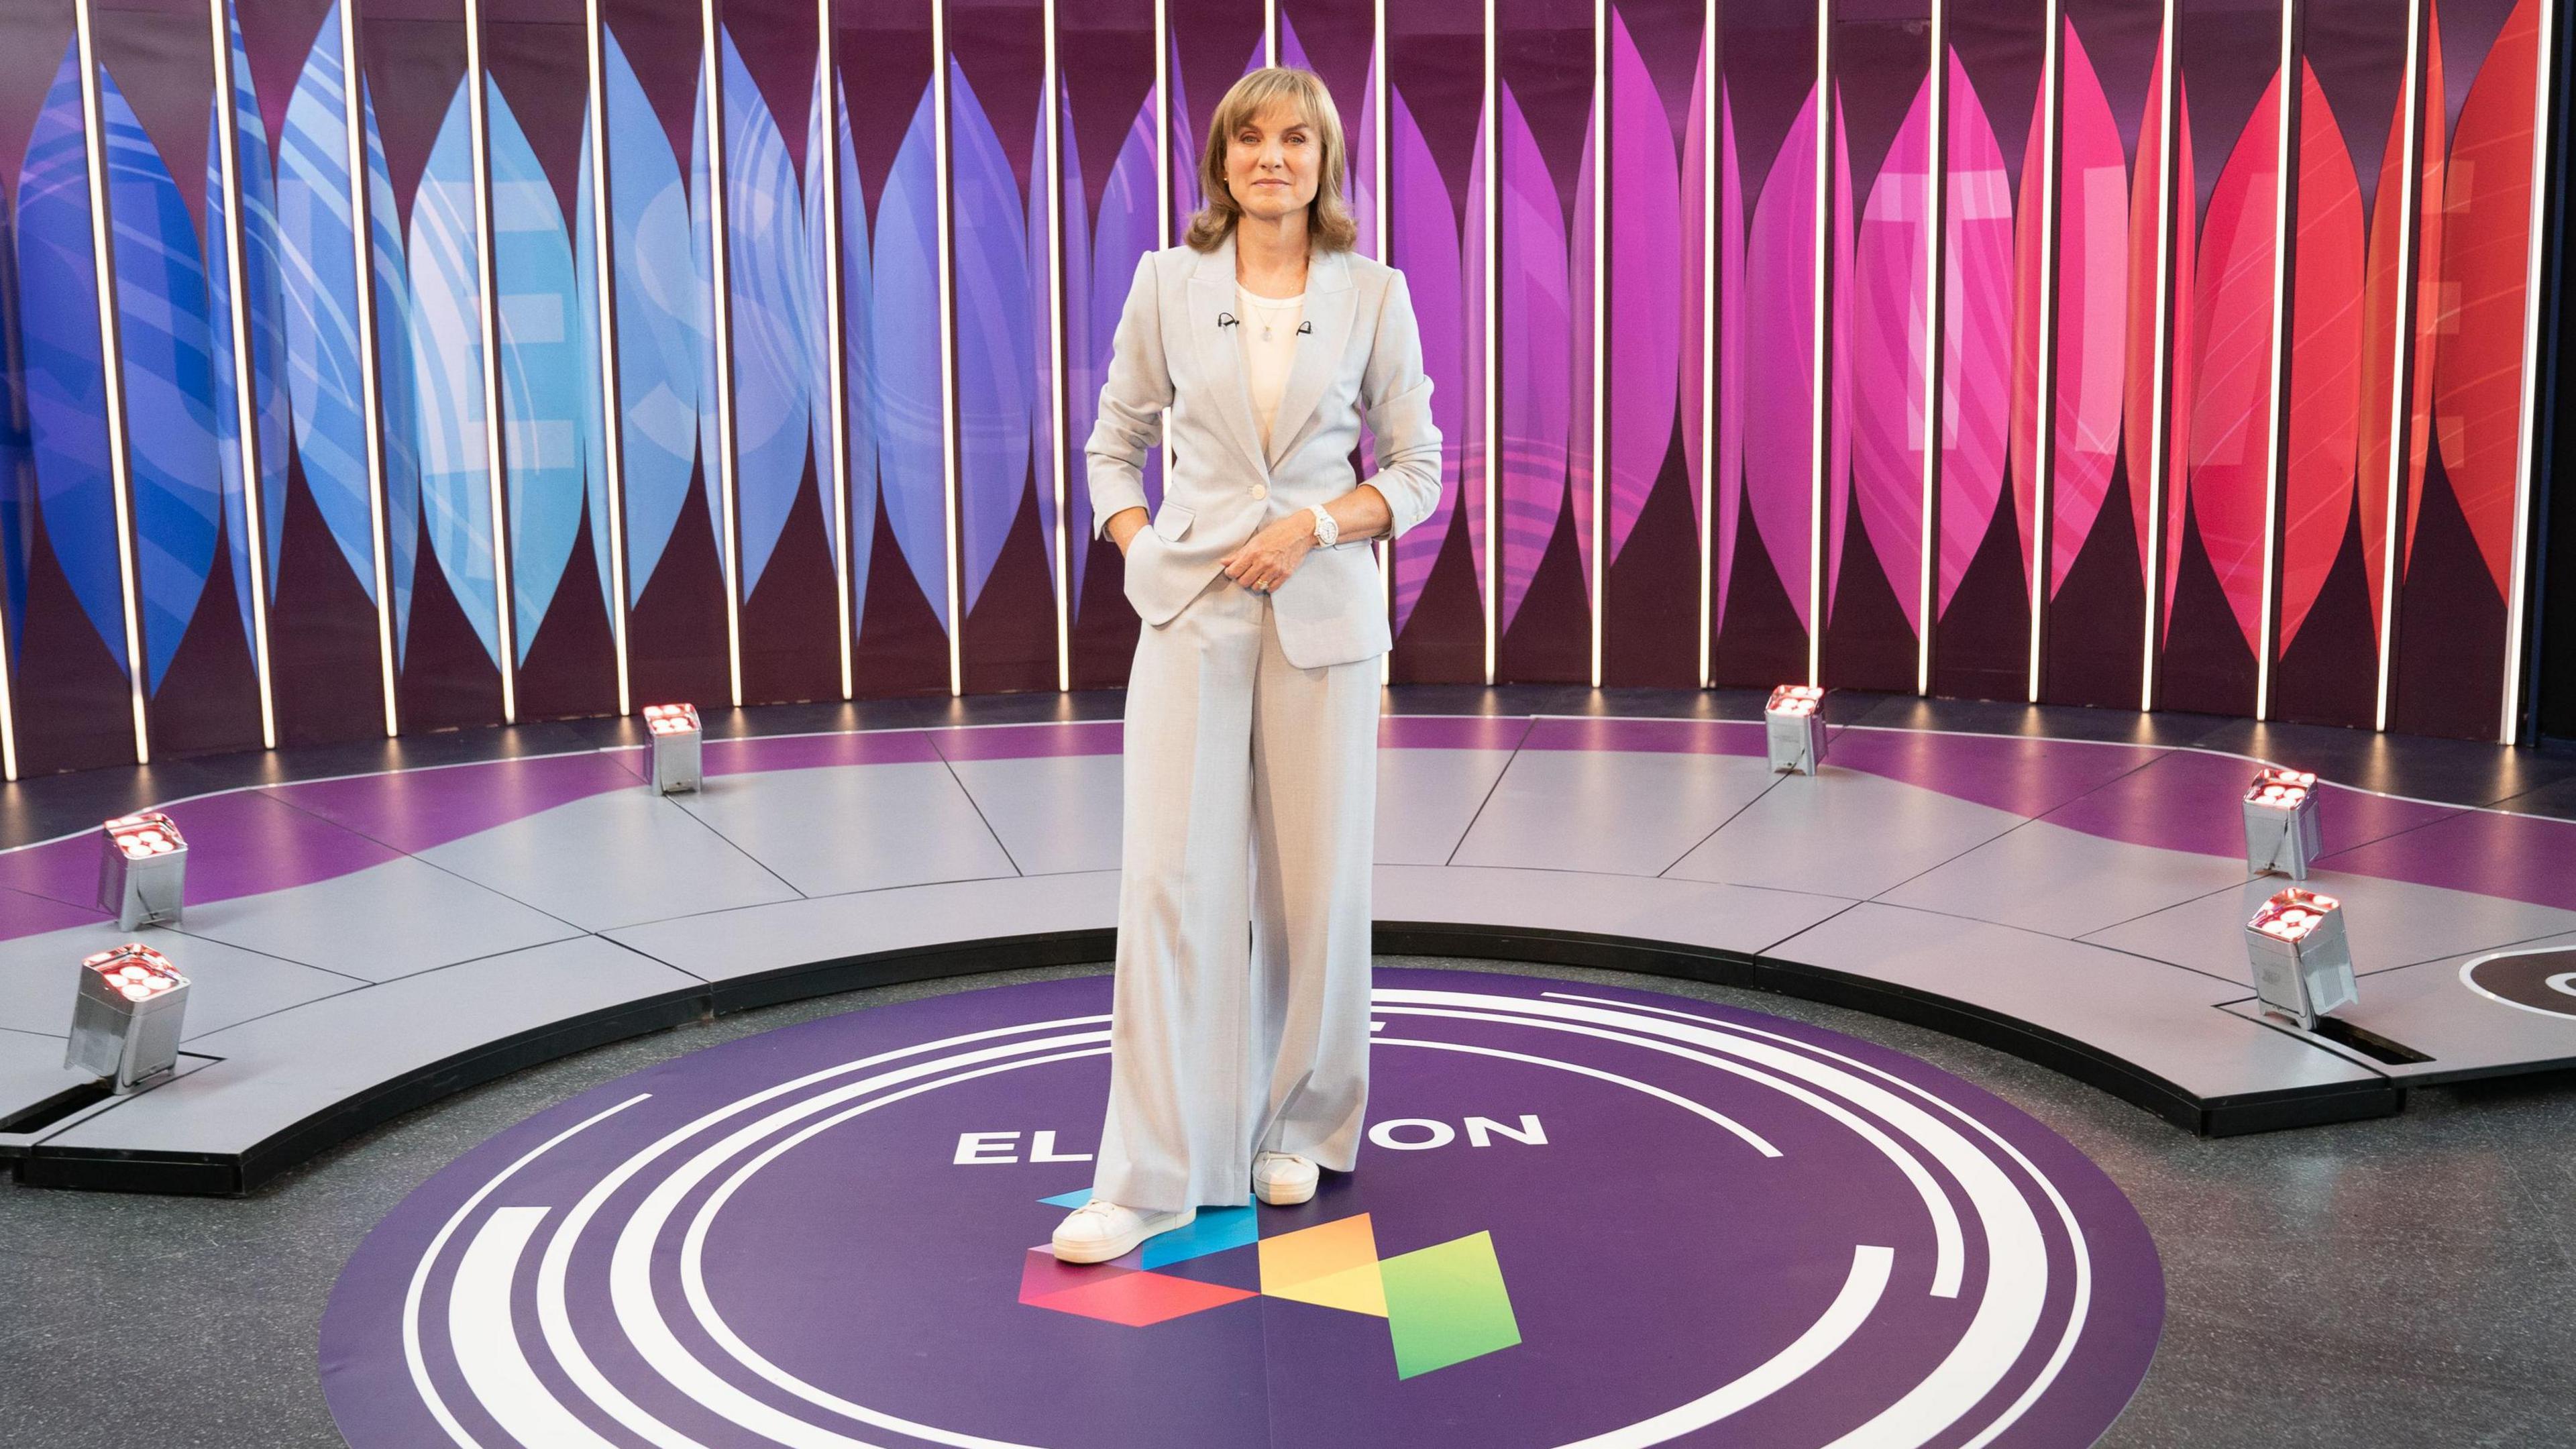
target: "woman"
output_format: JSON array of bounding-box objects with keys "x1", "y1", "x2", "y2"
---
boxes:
[{"x1": 1052, "y1": 66, "x2": 1442, "y2": 1265}]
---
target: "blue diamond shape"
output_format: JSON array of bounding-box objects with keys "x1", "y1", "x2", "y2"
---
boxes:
[{"x1": 1034, "y1": 1189, "x2": 1260, "y2": 1269}]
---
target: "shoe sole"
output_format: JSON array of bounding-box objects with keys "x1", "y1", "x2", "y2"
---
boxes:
[
  {"x1": 1051, "y1": 1206, "x2": 1196, "y2": 1265},
  {"x1": 1253, "y1": 1175, "x2": 1317, "y2": 1207}
]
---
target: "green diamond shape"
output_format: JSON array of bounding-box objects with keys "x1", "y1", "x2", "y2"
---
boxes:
[{"x1": 1379, "y1": 1230, "x2": 1520, "y2": 1378}]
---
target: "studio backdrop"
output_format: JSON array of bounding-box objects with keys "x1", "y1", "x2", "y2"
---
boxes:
[{"x1": 0, "y1": 0, "x2": 2555, "y2": 779}]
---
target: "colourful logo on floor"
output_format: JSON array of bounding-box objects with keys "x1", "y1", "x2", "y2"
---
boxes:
[{"x1": 1020, "y1": 1191, "x2": 1520, "y2": 1378}]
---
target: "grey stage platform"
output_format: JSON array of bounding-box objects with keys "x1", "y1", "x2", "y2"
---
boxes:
[{"x1": 3, "y1": 711, "x2": 2572, "y2": 1193}]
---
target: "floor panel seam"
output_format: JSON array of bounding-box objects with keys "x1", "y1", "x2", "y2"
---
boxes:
[
  {"x1": 921, "y1": 736, "x2": 1028, "y2": 877},
  {"x1": 1439, "y1": 716, "x2": 1537, "y2": 867}
]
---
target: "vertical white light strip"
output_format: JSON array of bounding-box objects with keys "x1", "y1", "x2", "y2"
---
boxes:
[
  {"x1": 2373, "y1": 0, "x2": 2424, "y2": 732},
  {"x1": 1155, "y1": 0, "x2": 1172, "y2": 608},
  {"x1": 464, "y1": 0, "x2": 518, "y2": 722},
  {"x1": 933, "y1": 0, "x2": 963, "y2": 696},
  {"x1": 2499, "y1": 0, "x2": 2557, "y2": 743},
  {"x1": 1590, "y1": 0, "x2": 1606, "y2": 689},
  {"x1": 1483, "y1": 0, "x2": 1499, "y2": 685},
  {"x1": 72, "y1": 0, "x2": 150, "y2": 765},
  {"x1": 1045, "y1": 0, "x2": 1070, "y2": 692},
  {"x1": 1918, "y1": 0, "x2": 1945, "y2": 696},
  {"x1": 1699, "y1": 0, "x2": 1717, "y2": 689},
  {"x1": 1807, "y1": 0, "x2": 1828, "y2": 687},
  {"x1": 2140, "y1": 0, "x2": 2178, "y2": 711},
  {"x1": 1376, "y1": 0, "x2": 1392, "y2": 687},
  {"x1": 818, "y1": 0, "x2": 854, "y2": 700},
  {"x1": 337, "y1": 0, "x2": 400, "y2": 737},
  {"x1": 209, "y1": 0, "x2": 278, "y2": 749},
  {"x1": 2026, "y1": 0, "x2": 2063, "y2": 702},
  {"x1": 585, "y1": 0, "x2": 635, "y2": 716},
  {"x1": 2253, "y1": 0, "x2": 2292, "y2": 720},
  {"x1": 702, "y1": 0, "x2": 746, "y2": 706},
  {"x1": 0, "y1": 563, "x2": 13, "y2": 775},
  {"x1": 1265, "y1": 0, "x2": 1278, "y2": 67}
]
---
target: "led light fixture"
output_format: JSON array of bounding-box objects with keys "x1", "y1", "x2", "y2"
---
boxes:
[
  {"x1": 643, "y1": 703, "x2": 702, "y2": 794},
  {"x1": 97, "y1": 812, "x2": 186, "y2": 930},
  {"x1": 2242, "y1": 765, "x2": 2321, "y2": 879},
  {"x1": 65, "y1": 943, "x2": 190, "y2": 1092},
  {"x1": 1764, "y1": 685, "x2": 1827, "y2": 775},
  {"x1": 2243, "y1": 887, "x2": 2357, "y2": 1032}
]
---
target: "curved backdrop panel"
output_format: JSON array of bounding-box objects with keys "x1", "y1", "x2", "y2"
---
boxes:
[{"x1": 0, "y1": 0, "x2": 2557, "y2": 777}]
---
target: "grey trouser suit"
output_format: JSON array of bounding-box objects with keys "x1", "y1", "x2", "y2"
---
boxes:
[{"x1": 1083, "y1": 237, "x2": 1443, "y2": 1211}]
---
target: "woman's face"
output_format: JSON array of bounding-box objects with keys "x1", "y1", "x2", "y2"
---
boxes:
[{"x1": 1224, "y1": 100, "x2": 1320, "y2": 227}]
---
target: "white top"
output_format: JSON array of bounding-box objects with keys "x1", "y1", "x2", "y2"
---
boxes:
[{"x1": 1234, "y1": 283, "x2": 1306, "y2": 449}]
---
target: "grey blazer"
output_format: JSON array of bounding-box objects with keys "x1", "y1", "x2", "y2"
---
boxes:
[{"x1": 1085, "y1": 235, "x2": 1444, "y2": 668}]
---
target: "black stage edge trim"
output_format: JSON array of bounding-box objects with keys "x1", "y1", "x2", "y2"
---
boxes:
[
  {"x1": 11, "y1": 922, "x2": 2407, "y2": 1196},
  {"x1": 1370, "y1": 922, "x2": 2406, "y2": 1138},
  {"x1": 17, "y1": 988, "x2": 710, "y2": 1197}
]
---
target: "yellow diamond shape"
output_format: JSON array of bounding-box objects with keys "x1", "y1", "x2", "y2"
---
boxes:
[{"x1": 1258, "y1": 1212, "x2": 1387, "y2": 1316}]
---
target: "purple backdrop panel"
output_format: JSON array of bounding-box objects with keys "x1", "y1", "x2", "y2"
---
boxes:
[
  {"x1": 2269, "y1": 1, "x2": 2408, "y2": 730},
  {"x1": 484, "y1": 0, "x2": 618, "y2": 722},
  {"x1": 724, "y1": 0, "x2": 841, "y2": 705},
  {"x1": 951, "y1": 0, "x2": 1057, "y2": 696},
  {"x1": 1711, "y1": 0, "x2": 1815, "y2": 688},
  {"x1": 228, "y1": 0, "x2": 394, "y2": 748},
  {"x1": 837, "y1": 0, "x2": 949, "y2": 699},
  {"x1": 1823, "y1": 0, "x2": 1929, "y2": 694},
  {"x1": 2041, "y1": 0, "x2": 2162, "y2": 710},
  {"x1": 2157, "y1": 0, "x2": 2281, "y2": 718},
  {"x1": 2390, "y1": 0, "x2": 2539, "y2": 739},
  {"x1": 1166, "y1": 0, "x2": 1265, "y2": 234},
  {"x1": 602, "y1": 0, "x2": 729, "y2": 709},
  {"x1": 1385, "y1": 0, "x2": 1485, "y2": 684},
  {"x1": 1932, "y1": 0, "x2": 2043, "y2": 702},
  {"x1": 3, "y1": 4, "x2": 138, "y2": 775},
  {"x1": 360, "y1": 0, "x2": 502, "y2": 733},
  {"x1": 1061, "y1": 0, "x2": 1157, "y2": 690},
  {"x1": 93, "y1": 0, "x2": 264, "y2": 759},
  {"x1": 1278, "y1": 0, "x2": 1377, "y2": 258},
  {"x1": 1494, "y1": 0, "x2": 1592, "y2": 686},
  {"x1": 1600, "y1": 0, "x2": 1705, "y2": 690}
]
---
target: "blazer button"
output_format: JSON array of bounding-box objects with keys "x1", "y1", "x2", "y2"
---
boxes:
[{"x1": 1250, "y1": 484, "x2": 1269, "y2": 500}]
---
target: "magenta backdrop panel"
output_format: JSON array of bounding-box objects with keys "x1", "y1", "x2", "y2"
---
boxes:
[
  {"x1": 1711, "y1": 0, "x2": 1815, "y2": 688},
  {"x1": 224, "y1": 0, "x2": 393, "y2": 747},
  {"x1": 1599, "y1": 0, "x2": 1705, "y2": 689},
  {"x1": 835, "y1": 0, "x2": 949, "y2": 700},
  {"x1": 0, "y1": 1, "x2": 137, "y2": 773},
  {"x1": 1931, "y1": 0, "x2": 2042, "y2": 702},
  {"x1": 948, "y1": 0, "x2": 1055, "y2": 696},
  {"x1": 1494, "y1": 0, "x2": 1593, "y2": 686},
  {"x1": 1062, "y1": 0, "x2": 1158, "y2": 690},
  {"x1": 358, "y1": 0, "x2": 504, "y2": 733},
  {"x1": 2041, "y1": 0, "x2": 2164, "y2": 710},
  {"x1": 1822, "y1": 0, "x2": 1928, "y2": 693},
  {"x1": 1384, "y1": 0, "x2": 1485, "y2": 684},
  {"x1": 2268, "y1": 0, "x2": 2410, "y2": 729},
  {"x1": 2390, "y1": 0, "x2": 2540, "y2": 737},
  {"x1": 1278, "y1": 0, "x2": 1377, "y2": 260},
  {"x1": 2157, "y1": 0, "x2": 2280, "y2": 718},
  {"x1": 483, "y1": 0, "x2": 617, "y2": 722},
  {"x1": 1166, "y1": 0, "x2": 1263, "y2": 233}
]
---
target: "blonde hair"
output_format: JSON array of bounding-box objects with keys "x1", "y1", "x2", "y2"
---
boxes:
[{"x1": 1185, "y1": 67, "x2": 1358, "y2": 254}]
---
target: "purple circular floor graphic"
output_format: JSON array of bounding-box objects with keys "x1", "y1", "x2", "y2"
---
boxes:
[{"x1": 321, "y1": 969, "x2": 2163, "y2": 1448}]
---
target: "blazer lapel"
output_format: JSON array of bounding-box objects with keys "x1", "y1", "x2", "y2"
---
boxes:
[
  {"x1": 1186, "y1": 235, "x2": 1270, "y2": 478},
  {"x1": 1263, "y1": 248, "x2": 1356, "y2": 470}
]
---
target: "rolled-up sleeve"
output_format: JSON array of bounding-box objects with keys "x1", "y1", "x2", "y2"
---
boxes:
[
  {"x1": 1083, "y1": 254, "x2": 1171, "y2": 540},
  {"x1": 1357, "y1": 271, "x2": 1442, "y2": 541}
]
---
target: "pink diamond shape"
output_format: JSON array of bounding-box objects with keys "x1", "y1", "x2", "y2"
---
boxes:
[{"x1": 1018, "y1": 1247, "x2": 1257, "y2": 1327}]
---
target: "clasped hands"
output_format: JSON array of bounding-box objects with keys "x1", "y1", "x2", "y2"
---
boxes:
[{"x1": 1108, "y1": 508, "x2": 1318, "y2": 594}]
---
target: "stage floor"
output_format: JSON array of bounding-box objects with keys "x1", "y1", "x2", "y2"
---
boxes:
[
  {"x1": 4, "y1": 689, "x2": 2575, "y2": 1192},
  {"x1": 3, "y1": 956, "x2": 2569, "y2": 1449}
]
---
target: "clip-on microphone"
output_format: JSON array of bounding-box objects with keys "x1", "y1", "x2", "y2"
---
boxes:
[{"x1": 1217, "y1": 311, "x2": 1238, "y2": 329}]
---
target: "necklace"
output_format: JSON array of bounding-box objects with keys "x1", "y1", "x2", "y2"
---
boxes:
[{"x1": 1237, "y1": 287, "x2": 1301, "y2": 341}]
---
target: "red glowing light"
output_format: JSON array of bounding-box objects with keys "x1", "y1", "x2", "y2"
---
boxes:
[
  {"x1": 103, "y1": 811, "x2": 184, "y2": 857},
  {"x1": 643, "y1": 703, "x2": 700, "y2": 737},
  {"x1": 2245, "y1": 767, "x2": 2318, "y2": 808},
  {"x1": 1766, "y1": 685, "x2": 1825, "y2": 718},
  {"x1": 2249, "y1": 889, "x2": 2339, "y2": 943}
]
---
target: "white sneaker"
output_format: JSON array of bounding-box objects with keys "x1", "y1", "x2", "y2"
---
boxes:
[
  {"x1": 1050, "y1": 1199, "x2": 1197, "y2": 1264},
  {"x1": 1252, "y1": 1151, "x2": 1319, "y2": 1206}
]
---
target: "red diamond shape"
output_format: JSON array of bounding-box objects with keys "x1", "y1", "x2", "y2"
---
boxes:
[{"x1": 1018, "y1": 1248, "x2": 1256, "y2": 1327}]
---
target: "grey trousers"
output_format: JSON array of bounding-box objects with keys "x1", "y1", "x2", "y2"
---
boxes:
[{"x1": 1091, "y1": 574, "x2": 1379, "y2": 1212}]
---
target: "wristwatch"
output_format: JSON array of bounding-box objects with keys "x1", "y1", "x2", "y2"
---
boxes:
[{"x1": 1309, "y1": 503, "x2": 1340, "y2": 549}]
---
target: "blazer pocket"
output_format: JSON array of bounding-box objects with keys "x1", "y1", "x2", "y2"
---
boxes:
[{"x1": 1152, "y1": 502, "x2": 1195, "y2": 542}]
